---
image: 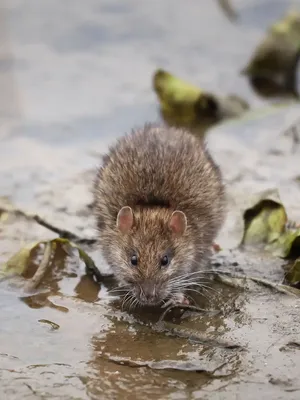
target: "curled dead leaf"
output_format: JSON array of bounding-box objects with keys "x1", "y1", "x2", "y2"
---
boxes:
[
  {"x1": 241, "y1": 189, "x2": 287, "y2": 247},
  {"x1": 242, "y1": 10, "x2": 300, "y2": 98},
  {"x1": 241, "y1": 189, "x2": 300, "y2": 259},
  {"x1": 0, "y1": 238, "x2": 100, "y2": 290},
  {"x1": 0, "y1": 245, "x2": 36, "y2": 279},
  {"x1": 152, "y1": 69, "x2": 249, "y2": 138}
]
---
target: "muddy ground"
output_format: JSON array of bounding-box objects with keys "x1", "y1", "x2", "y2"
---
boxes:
[{"x1": 1, "y1": 1, "x2": 300, "y2": 399}]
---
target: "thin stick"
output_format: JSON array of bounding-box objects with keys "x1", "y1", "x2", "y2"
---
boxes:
[
  {"x1": 106, "y1": 356, "x2": 234, "y2": 376},
  {"x1": 0, "y1": 205, "x2": 97, "y2": 246},
  {"x1": 214, "y1": 271, "x2": 300, "y2": 297},
  {"x1": 24, "y1": 241, "x2": 53, "y2": 292},
  {"x1": 24, "y1": 242, "x2": 52, "y2": 292}
]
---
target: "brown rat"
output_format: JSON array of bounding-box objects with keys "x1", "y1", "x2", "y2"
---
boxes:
[{"x1": 93, "y1": 124, "x2": 226, "y2": 307}]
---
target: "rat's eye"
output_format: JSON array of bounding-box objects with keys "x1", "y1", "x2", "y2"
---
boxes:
[
  {"x1": 130, "y1": 254, "x2": 138, "y2": 266},
  {"x1": 160, "y1": 255, "x2": 170, "y2": 267}
]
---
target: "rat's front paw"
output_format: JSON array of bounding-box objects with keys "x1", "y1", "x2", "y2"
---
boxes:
[
  {"x1": 162, "y1": 293, "x2": 189, "y2": 308},
  {"x1": 174, "y1": 292, "x2": 189, "y2": 304}
]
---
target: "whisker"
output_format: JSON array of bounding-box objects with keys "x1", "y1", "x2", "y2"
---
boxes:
[
  {"x1": 108, "y1": 284, "x2": 130, "y2": 294},
  {"x1": 186, "y1": 284, "x2": 219, "y2": 302},
  {"x1": 130, "y1": 297, "x2": 136, "y2": 310},
  {"x1": 184, "y1": 293, "x2": 196, "y2": 305},
  {"x1": 169, "y1": 276, "x2": 213, "y2": 283},
  {"x1": 200, "y1": 284, "x2": 218, "y2": 295},
  {"x1": 124, "y1": 297, "x2": 134, "y2": 311},
  {"x1": 108, "y1": 288, "x2": 128, "y2": 295},
  {"x1": 131, "y1": 297, "x2": 140, "y2": 311},
  {"x1": 188, "y1": 289, "x2": 211, "y2": 302},
  {"x1": 181, "y1": 282, "x2": 218, "y2": 295},
  {"x1": 168, "y1": 268, "x2": 235, "y2": 284},
  {"x1": 167, "y1": 272, "x2": 211, "y2": 284},
  {"x1": 168, "y1": 276, "x2": 213, "y2": 284},
  {"x1": 128, "y1": 296, "x2": 136, "y2": 312},
  {"x1": 169, "y1": 280, "x2": 212, "y2": 288},
  {"x1": 121, "y1": 291, "x2": 132, "y2": 310},
  {"x1": 168, "y1": 281, "x2": 213, "y2": 292},
  {"x1": 168, "y1": 270, "x2": 212, "y2": 279},
  {"x1": 108, "y1": 285, "x2": 128, "y2": 291}
]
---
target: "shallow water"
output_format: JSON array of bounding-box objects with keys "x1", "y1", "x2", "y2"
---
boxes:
[{"x1": 1, "y1": 1, "x2": 300, "y2": 399}]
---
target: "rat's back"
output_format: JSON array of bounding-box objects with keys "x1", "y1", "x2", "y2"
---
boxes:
[{"x1": 94, "y1": 124, "x2": 226, "y2": 236}]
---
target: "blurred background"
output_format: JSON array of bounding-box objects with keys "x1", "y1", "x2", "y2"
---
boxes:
[
  {"x1": 0, "y1": 0, "x2": 296, "y2": 126},
  {"x1": 2, "y1": 0, "x2": 300, "y2": 232},
  {"x1": 0, "y1": 0, "x2": 299, "y2": 175}
]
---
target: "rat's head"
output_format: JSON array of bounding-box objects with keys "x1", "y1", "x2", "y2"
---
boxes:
[{"x1": 110, "y1": 205, "x2": 195, "y2": 307}]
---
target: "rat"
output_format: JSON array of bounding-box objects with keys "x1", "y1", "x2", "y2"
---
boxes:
[{"x1": 93, "y1": 124, "x2": 226, "y2": 307}]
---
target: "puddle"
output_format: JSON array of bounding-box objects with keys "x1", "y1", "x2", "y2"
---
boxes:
[{"x1": 1, "y1": 1, "x2": 300, "y2": 399}]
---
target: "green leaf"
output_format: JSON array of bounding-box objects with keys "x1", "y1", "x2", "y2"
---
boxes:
[
  {"x1": 241, "y1": 189, "x2": 287, "y2": 246},
  {"x1": 241, "y1": 189, "x2": 300, "y2": 259},
  {"x1": 0, "y1": 238, "x2": 100, "y2": 286},
  {"x1": 0, "y1": 244, "x2": 36, "y2": 278}
]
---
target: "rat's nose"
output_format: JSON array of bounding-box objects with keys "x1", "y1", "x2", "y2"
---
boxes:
[{"x1": 139, "y1": 283, "x2": 156, "y2": 303}]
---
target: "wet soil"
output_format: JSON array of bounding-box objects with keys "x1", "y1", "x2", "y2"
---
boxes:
[{"x1": 1, "y1": 1, "x2": 300, "y2": 399}]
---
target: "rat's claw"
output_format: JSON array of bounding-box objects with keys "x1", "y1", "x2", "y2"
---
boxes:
[
  {"x1": 161, "y1": 298, "x2": 174, "y2": 308},
  {"x1": 162, "y1": 293, "x2": 189, "y2": 308},
  {"x1": 174, "y1": 292, "x2": 189, "y2": 304}
]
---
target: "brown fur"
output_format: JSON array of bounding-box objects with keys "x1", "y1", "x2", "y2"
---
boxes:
[{"x1": 93, "y1": 124, "x2": 226, "y2": 306}]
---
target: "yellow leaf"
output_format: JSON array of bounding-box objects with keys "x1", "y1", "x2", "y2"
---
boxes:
[
  {"x1": 241, "y1": 189, "x2": 300, "y2": 260},
  {"x1": 241, "y1": 190, "x2": 287, "y2": 247},
  {"x1": 152, "y1": 69, "x2": 248, "y2": 138}
]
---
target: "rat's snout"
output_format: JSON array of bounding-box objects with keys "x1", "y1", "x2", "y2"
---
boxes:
[{"x1": 138, "y1": 282, "x2": 159, "y2": 305}]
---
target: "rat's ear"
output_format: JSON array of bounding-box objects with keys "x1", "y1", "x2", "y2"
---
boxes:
[
  {"x1": 116, "y1": 206, "x2": 134, "y2": 233},
  {"x1": 169, "y1": 210, "x2": 187, "y2": 237}
]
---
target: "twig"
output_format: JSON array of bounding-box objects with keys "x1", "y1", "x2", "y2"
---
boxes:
[
  {"x1": 213, "y1": 271, "x2": 300, "y2": 297},
  {"x1": 38, "y1": 319, "x2": 60, "y2": 330},
  {"x1": 0, "y1": 205, "x2": 97, "y2": 246},
  {"x1": 106, "y1": 356, "x2": 234, "y2": 377}
]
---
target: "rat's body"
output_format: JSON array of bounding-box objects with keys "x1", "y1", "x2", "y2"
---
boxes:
[{"x1": 93, "y1": 124, "x2": 226, "y2": 307}]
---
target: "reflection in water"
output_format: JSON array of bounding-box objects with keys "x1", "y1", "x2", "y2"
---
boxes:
[
  {"x1": 20, "y1": 292, "x2": 70, "y2": 312},
  {"x1": 17, "y1": 241, "x2": 115, "y2": 309},
  {"x1": 74, "y1": 275, "x2": 101, "y2": 303},
  {"x1": 84, "y1": 283, "x2": 246, "y2": 399}
]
